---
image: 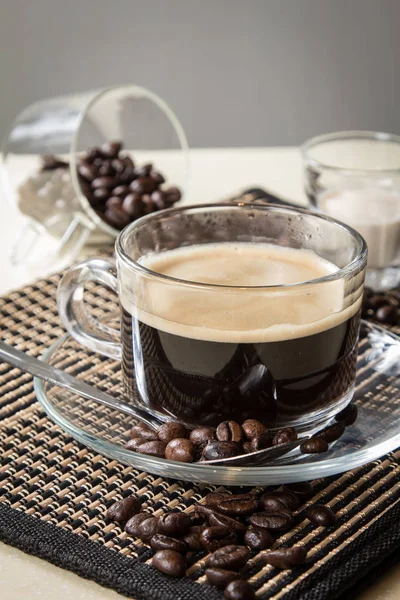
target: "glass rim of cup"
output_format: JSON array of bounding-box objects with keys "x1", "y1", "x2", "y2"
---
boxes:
[
  {"x1": 301, "y1": 130, "x2": 400, "y2": 174},
  {"x1": 116, "y1": 202, "x2": 367, "y2": 291}
]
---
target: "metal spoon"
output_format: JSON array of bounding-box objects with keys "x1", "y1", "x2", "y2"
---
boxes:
[{"x1": 0, "y1": 341, "x2": 300, "y2": 466}]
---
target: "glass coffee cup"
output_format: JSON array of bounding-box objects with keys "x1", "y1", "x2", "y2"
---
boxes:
[{"x1": 58, "y1": 204, "x2": 367, "y2": 434}]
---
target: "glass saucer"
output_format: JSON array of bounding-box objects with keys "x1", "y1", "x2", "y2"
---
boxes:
[{"x1": 34, "y1": 321, "x2": 400, "y2": 486}]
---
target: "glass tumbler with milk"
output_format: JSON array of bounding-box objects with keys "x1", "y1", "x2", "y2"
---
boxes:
[{"x1": 302, "y1": 131, "x2": 400, "y2": 290}]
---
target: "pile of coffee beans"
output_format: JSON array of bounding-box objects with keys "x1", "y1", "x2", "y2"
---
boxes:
[
  {"x1": 125, "y1": 406, "x2": 357, "y2": 463},
  {"x1": 106, "y1": 483, "x2": 337, "y2": 598},
  {"x1": 40, "y1": 141, "x2": 182, "y2": 231},
  {"x1": 299, "y1": 403, "x2": 357, "y2": 454},
  {"x1": 362, "y1": 287, "x2": 400, "y2": 326},
  {"x1": 125, "y1": 419, "x2": 300, "y2": 462}
]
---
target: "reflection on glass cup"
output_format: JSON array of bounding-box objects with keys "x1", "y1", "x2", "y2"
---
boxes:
[
  {"x1": 1, "y1": 85, "x2": 188, "y2": 268},
  {"x1": 58, "y1": 204, "x2": 367, "y2": 434},
  {"x1": 302, "y1": 131, "x2": 400, "y2": 290}
]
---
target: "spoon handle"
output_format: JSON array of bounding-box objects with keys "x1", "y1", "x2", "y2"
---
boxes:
[{"x1": 0, "y1": 341, "x2": 162, "y2": 430}]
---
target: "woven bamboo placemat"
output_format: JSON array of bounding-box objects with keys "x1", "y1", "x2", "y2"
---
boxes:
[{"x1": 1, "y1": 196, "x2": 400, "y2": 599}]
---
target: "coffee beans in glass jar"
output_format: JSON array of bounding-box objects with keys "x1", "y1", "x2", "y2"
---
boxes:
[
  {"x1": 40, "y1": 140, "x2": 182, "y2": 233},
  {"x1": 76, "y1": 141, "x2": 182, "y2": 230}
]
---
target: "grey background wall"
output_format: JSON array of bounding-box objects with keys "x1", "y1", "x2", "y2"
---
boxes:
[{"x1": 0, "y1": 0, "x2": 399, "y2": 147}]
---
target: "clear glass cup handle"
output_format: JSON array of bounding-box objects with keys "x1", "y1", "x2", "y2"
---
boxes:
[{"x1": 57, "y1": 258, "x2": 122, "y2": 359}]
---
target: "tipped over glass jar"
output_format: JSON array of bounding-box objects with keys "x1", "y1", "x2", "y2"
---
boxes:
[{"x1": 1, "y1": 85, "x2": 189, "y2": 269}]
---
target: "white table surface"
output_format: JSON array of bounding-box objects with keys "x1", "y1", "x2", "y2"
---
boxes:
[{"x1": 0, "y1": 147, "x2": 398, "y2": 599}]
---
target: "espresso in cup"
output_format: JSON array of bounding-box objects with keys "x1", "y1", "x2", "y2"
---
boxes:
[
  {"x1": 121, "y1": 242, "x2": 360, "y2": 428},
  {"x1": 58, "y1": 204, "x2": 366, "y2": 434}
]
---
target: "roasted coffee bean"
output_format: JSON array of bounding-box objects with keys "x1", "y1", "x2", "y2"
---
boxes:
[
  {"x1": 208, "y1": 544, "x2": 250, "y2": 569},
  {"x1": 300, "y1": 437, "x2": 329, "y2": 454},
  {"x1": 200, "y1": 526, "x2": 237, "y2": 551},
  {"x1": 135, "y1": 163, "x2": 153, "y2": 177},
  {"x1": 218, "y1": 495, "x2": 259, "y2": 517},
  {"x1": 183, "y1": 526, "x2": 203, "y2": 550},
  {"x1": 157, "y1": 512, "x2": 191, "y2": 537},
  {"x1": 151, "y1": 189, "x2": 166, "y2": 209},
  {"x1": 104, "y1": 206, "x2": 131, "y2": 229},
  {"x1": 150, "y1": 534, "x2": 187, "y2": 553},
  {"x1": 77, "y1": 163, "x2": 96, "y2": 182},
  {"x1": 123, "y1": 167, "x2": 137, "y2": 184},
  {"x1": 262, "y1": 546, "x2": 307, "y2": 569},
  {"x1": 125, "y1": 437, "x2": 146, "y2": 451},
  {"x1": 122, "y1": 193, "x2": 143, "y2": 217},
  {"x1": 136, "y1": 516, "x2": 159, "y2": 542},
  {"x1": 208, "y1": 511, "x2": 247, "y2": 533},
  {"x1": 272, "y1": 427, "x2": 297, "y2": 446},
  {"x1": 205, "y1": 568, "x2": 242, "y2": 589},
  {"x1": 119, "y1": 165, "x2": 135, "y2": 184},
  {"x1": 189, "y1": 427, "x2": 216, "y2": 447},
  {"x1": 164, "y1": 186, "x2": 182, "y2": 204},
  {"x1": 204, "y1": 492, "x2": 233, "y2": 508},
  {"x1": 242, "y1": 419, "x2": 267, "y2": 440},
  {"x1": 335, "y1": 403, "x2": 358, "y2": 426},
  {"x1": 112, "y1": 185, "x2": 130, "y2": 197},
  {"x1": 151, "y1": 171, "x2": 165, "y2": 185},
  {"x1": 122, "y1": 155, "x2": 135, "y2": 169},
  {"x1": 259, "y1": 495, "x2": 291, "y2": 515},
  {"x1": 136, "y1": 440, "x2": 166, "y2": 458},
  {"x1": 202, "y1": 441, "x2": 243, "y2": 461},
  {"x1": 125, "y1": 512, "x2": 149, "y2": 535},
  {"x1": 92, "y1": 176, "x2": 115, "y2": 189},
  {"x1": 142, "y1": 194, "x2": 155, "y2": 214},
  {"x1": 92, "y1": 158, "x2": 104, "y2": 169},
  {"x1": 317, "y1": 421, "x2": 345, "y2": 443},
  {"x1": 111, "y1": 158, "x2": 125, "y2": 173},
  {"x1": 129, "y1": 424, "x2": 157, "y2": 440},
  {"x1": 376, "y1": 305, "x2": 398, "y2": 325},
  {"x1": 100, "y1": 141, "x2": 122, "y2": 158},
  {"x1": 283, "y1": 481, "x2": 313, "y2": 499},
  {"x1": 130, "y1": 176, "x2": 156, "y2": 194},
  {"x1": 85, "y1": 148, "x2": 102, "y2": 163},
  {"x1": 216, "y1": 420, "x2": 243, "y2": 442},
  {"x1": 369, "y1": 294, "x2": 390, "y2": 309},
  {"x1": 157, "y1": 422, "x2": 189, "y2": 443},
  {"x1": 193, "y1": 504, "x2": 215, "y2": 517},
  {"x1": 224, "y1": 580, "x2": 256, "y2": 600},
  {"x1": 306, "y1": 504, "x2": 336, "y2": 526},
  {"x1": 152, "y1": 549, "x2": 186, "y2": 578},
  {"x1": 249, "y1": 511, "x2": 294, "y2": 531},
  {"x1": 261, "y1": 491, "x2": 299, "y2": 511},
  {"x1": 99, "y1": 162, "x2": 115, "y2": 177},
  {"x1": 190, "y1": 511, "x2": 208, "y2": 526},
  {"x1": 106, "y1": 196, "x2": 122, "y2": 209},
  {"x1": 248, "y1": 432, "x2": 272, "y2": 451},
  {"x1": 165, "y1": 438, "x2": 195, "y2": 463},
  {"x1": 92, "y1": 188, "x2": 109, "y2": 203},
  {"x1": 244, "y1": 526, "x2": 274, "y2": 550},
  {"x1": 106, "y1": 496, "x2": 141, "y2": 522},
  {"x1": 40, "y1": 154, "x2": 69, "y2": 170}
]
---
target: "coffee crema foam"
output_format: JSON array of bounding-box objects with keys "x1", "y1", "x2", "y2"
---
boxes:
[{"x1": 120, "y1": 243, "x2": 361, "y2": 343}]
